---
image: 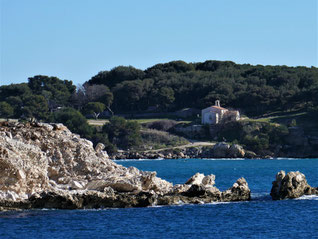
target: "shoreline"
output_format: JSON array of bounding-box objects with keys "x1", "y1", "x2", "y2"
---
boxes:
[
  {"x1": 1, "y1": 122, "x2": 317, "y2": 211},
  {"x1": 112, "y1": 156, "x2": 318, "y2": 161}
]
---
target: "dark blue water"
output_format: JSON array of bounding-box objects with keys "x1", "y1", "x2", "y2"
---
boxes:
[{"x1": 1, "y1": 158, "x2": 317, "y2": 239}]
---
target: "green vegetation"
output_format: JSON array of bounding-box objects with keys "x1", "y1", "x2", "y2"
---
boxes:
[
  {"x1": 1, "y1": 61, "x2": 317, "y2": 121},
  {"x1": 51, "y1": 108, "x2": 93, "y2": 137},
  {"x1": 217, "y1": 121, "x2": 289, "y2": 154},
  {"x1": 87, "y1": 61, "x2": 318, "y2": 117},
  {"x1": 0, "y1": 60, "x2": 317, "y2": 155},
  {"x1": 83, "y1": 102, "x2": 106, "y2": 119},
  {"x1": 50, "y1": 110, "x2": 143, "y2": 154},
  {"x1": 102, "y1": 116, "x2": 142, "y2": 150},
  {"x1": 0, "y1": 102, "x2": 14, "y2": 120},
  {"x1": 140, "y1": 129, "x2": 189, "y2": 150}
]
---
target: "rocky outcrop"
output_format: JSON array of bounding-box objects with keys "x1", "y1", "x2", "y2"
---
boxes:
[
  {"x1": 157, "y1": 174, "x2": 250, "y2": 205},
  {"x1": 113, "y1": 142, "x2": 252, "y2": 160},
  {"x1": 0, "y1": 121, "x2": 251, "y2": 210},
  {"x1": 270, "y1": 170, "x2": 318, "y2": 200}
]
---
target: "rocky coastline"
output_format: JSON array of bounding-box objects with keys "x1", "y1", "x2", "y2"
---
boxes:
[
  {"x1": 0, "y1": 122, "x2": 317, "y2": 211},
  {"x1": 0, "y1": 122, "x2": 250, "y2": 210},
  {"x1": 112, "y1": 142, "x2": 257, "y2": 160}
]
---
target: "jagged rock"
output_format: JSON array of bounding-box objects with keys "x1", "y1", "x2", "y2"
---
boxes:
[
  {"x1": 212, "y1": 142, "x2": 230, "y2": 158},
  {"x1": 113, "y1": 143, "x2": 251, "y2": 159},
  {"x1": 0, "y1": 122, "x2": 251, "y2": 210},
  {"x1": 95, "y1": 143, "x2": 109, "y2": 159},
  {"x1": 183, "y1": 184, "x2": 207, "y2": 197},
  {"x1": 244, "y1": 150, "x2": 257, "y2": 158},
  {"x1": 0, "y1": 122, "x2": 172, "y2": 198},
  {"x1": 171, "y1": 184, "x2": 191, "y2": 194},
  {"x1": 71, "y1": 180, "x2": 86, "y2": 190},
  {"x1": 270, "y1": 171, "x2": 318, "y2": 200},
  {"x1": 185, "y1": 173, "x2": 205, "y2": 185},
  {"x1": 222, "y1": 178, "x2": 251, "y2": 201},
  {"x1": 185, "y1": 173, "x2": 215, "y2": 187},
  {"x1": 229, "y1": 144, "x2": 245, "y2": 157},
  {"x1": 202, "y1": 175, "x2": 215, "y2": 186}
]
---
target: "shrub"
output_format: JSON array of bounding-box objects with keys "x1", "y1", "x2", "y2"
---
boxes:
[
  {"x1": 51, "y1": 108, "x2": 93, "y2": 138},
  {"x1": 140, "y1": 129, "x2": 189, "y2": 150},
  {"x1": 103, "y1": 116, "x2": 142, "y2": 150},
  {"x1": 143, "y1": 120, "x2": 178, "y2": 131},
  {"x1": 0, "y1": 102, "x2": 14, "y2": 119}
]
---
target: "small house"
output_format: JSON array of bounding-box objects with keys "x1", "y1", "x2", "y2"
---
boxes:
[{"x1": 201, "y1": 100, "x2": 239, "y2": 125}]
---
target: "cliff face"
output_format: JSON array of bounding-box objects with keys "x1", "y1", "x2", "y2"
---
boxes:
[
  {"x1": 0, "y1": 122, "x2": 172, "y2": 202},
  {"x1": 0, "y1": 122, "x2": 250, "y2": 210}
]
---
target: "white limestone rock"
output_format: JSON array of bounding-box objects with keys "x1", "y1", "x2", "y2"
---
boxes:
[
  {"x1": 0, "y1": 122, "x2": 173, "y2": 203},
  {"x1": 185, "y1": 173, "x2": 215, "y2": 187}
]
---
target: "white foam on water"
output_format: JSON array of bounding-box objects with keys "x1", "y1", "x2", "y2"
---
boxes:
[
  {"x1": 294, "y1": 195, "x2": 318, "y2": 200},
  {"x1": 77, "y1": 208, "x2": 120, "y2": 211},
  {"x1": 206, "y1": 201, "x2": 250, "y2": 205},
  {"x1": 251, "y1": 192, "x2": 271, "y2": 201},
  {"x1": 275, "y1": 158, "x2": 304, "y2": 160},
  {"x1": 202, "y1": 158, "x2": 246, "y2": 161},
  {"x1": 149, "y1": 205, "x2": 164, "y2": 208},
  {"x1": 207, "y1": 201, "x2": 232, "y2": 205}
]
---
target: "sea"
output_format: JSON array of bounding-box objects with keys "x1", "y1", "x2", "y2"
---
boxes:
[{"x1": 0, "y1": 158, "x2": 317, "y2": 239}]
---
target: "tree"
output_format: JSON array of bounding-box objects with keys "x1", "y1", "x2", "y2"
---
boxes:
[
  {"x1": 0, "y1": 83, "x2": 31, "y2": 102},
  {"x1": 21, "y1": 95, "x2": 49, "y2": 120},
  {"x1": 52, "y1": 108, "x2": 93, "y2": 137},
  {"x1": 84, "y1": 84, "x2": 113, "y2": 108},
  {"x1": 113, "y1": 80, "x2": 144, "y2": 111},
  {"x1": 28, "y1": 75, "x2": 76, "y2": 107},
  {"x1": 156, "y1": 87, "x2": 175, "y2": 110},
  {"x1": 83, "y1": 102, "x2": 106, "y2": 119},
  {"x1": 72, "y1": 84, "x2": 113, "y2": 114},
  {"x1": 0, "y1": 102, "x2": 14, "y2": 120},
  {"x1": 145, "y1": 60, "x2": 194, "y2": 76},
  {"x1": 5, "y1": 96, "x2": 23, "y2": 117},
  {"x1": 88, "y1": 66, "x2": 145, "y2": 88},
  {"x1": 103, "y1": 116, "x2": 141, "y2": 149}
]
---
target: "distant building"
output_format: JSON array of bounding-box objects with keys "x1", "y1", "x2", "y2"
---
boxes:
[{"x1": 201, "y1": 100, "x2": 240, "y2": 125}]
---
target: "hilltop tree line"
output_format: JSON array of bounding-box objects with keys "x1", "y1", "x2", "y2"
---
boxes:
[
  {"x1": 1, "y1": 60, "x2": 317, "y2": 120},
  {"x1": 0, "y1": 60, "x2": 317, "y2": 152},
  {"x1": 87, "y1": 61, "x2": 318, "y2": 116}
]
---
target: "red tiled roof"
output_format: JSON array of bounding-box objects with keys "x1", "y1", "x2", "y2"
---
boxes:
[{"x1": 211, "y1": 106, "x2": 228, "y2": 110}]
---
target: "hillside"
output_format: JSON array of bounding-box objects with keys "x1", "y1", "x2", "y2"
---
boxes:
[{"x1": 0, "y1": 60, "x2": 317, "y2": 156}]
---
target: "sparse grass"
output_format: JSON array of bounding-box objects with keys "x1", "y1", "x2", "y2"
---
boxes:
[
  {"x1": 242, "y1": 110, "x2": 318, "y2": 136},
  {"x1": 243, "y1": 110, "x2": 308, "y2": 124},
  {"x1": 88, "y1": 118, "x2": 192, "y2": 126},
  {"x1": 241, "y1": 117, "x2": 278, "y2": 127},
  {"x1": 132, "y1": 118, "x2": 192, "y2": 124},
  {"x1": 87, "y1": 119, "x2": 109, "y2": 126},
  {"x1": 139, "y1": 128, "x2": 189, "y2": 150},
  {"x1": 0, "y1": 118, "x2": 18, "y2": 122}
]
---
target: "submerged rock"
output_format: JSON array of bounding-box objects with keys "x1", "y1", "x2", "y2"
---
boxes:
[
  {"x1": 270, "y1": 170, "x2": 318, "y2": 200},
  {"x1": 0, "y1": 122, "x2": 251, "y2": 210}
]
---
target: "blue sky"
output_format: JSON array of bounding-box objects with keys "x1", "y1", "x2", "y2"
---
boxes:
[{"x1": 0, "y1": 0, "x2": 317, "y2": 86}]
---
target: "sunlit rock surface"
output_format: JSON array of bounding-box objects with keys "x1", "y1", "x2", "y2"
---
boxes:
[{"x1": 0, "y1": 122, "x2": 251, "y2": 210}]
